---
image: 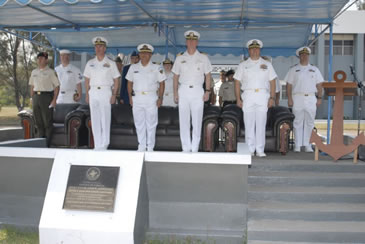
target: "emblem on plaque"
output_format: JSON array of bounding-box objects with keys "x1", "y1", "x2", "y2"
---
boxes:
[{"x1": 86, "y1": 167, "x2": 101, "y2": 181}]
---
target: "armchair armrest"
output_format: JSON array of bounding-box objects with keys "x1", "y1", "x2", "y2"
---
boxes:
[
  {"x1": 65, "y1": 107, "x2": 88, "y2": 148},
  {"x1": 220, "y1": 104, "x2": 242, "y2": 152},
  {"x1": 268, "y1": 106, "x2": 295, "y2": 137},
  {"x1": 267, "y1": 106, "x2": 295, "y2": 153},
  {"x1": 17, "y1": 109, "x2": 36, "y2": 139},
  {"x1": 202, "y1": 105, "x2": 221, "y2": 152}
]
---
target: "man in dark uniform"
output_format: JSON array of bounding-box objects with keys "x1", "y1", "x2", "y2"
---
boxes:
[
  {"x1": 29, "y1": 52, "x2": 60, "y2": 145},
  {"x1": 119, "y1": 51, "x2": 139, "y2": 105}
]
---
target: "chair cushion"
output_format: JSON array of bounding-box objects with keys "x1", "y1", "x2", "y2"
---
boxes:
[
  {"x1": 166, "y1": 125, "x2": 180, "y2": 136},
  {"x1": 171, "y1": 107, "x2": 180, "y2": 125},
  {"x1": 156, "y1": 125, "x2": 168, "y2": 136},
  {"x1": 158, "y1": 107, "x2": 173, "y2": 125},
  {"x1": 111, "y1": 124, "x2": 135, "y2": 135},
  {"x1": 112, "y1": 104, "x2": 134, "y2": 125},
  {"x1": 53, "y1": 104, "x2": 80, "y2": 123},
  {"x1": 52, "y1": 123, "x2": 65, "y2": 134}
]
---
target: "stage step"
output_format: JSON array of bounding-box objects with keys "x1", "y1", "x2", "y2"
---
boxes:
[
  {"x1": 146, "y1": 227, "x2": 244, "y2": 244},
  {"x1": 249, "y1": 171, "x2": 365, "y2": 187},
  {"x1": 247, "y1": 159, "x2": 365, "y2": 244}
]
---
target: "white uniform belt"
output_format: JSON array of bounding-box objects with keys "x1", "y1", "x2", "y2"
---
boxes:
[
  {"x1": 293, "y1": 92, "x2": 315, "y2": 96},
  {"x1": 179, "y1": 84, "x2": 201, "y2": 89},
  {"x1": 243, "y1": 88, "x2": 267, "y2": 92},
  {"x1": 60, "y1": 90, "x2": 75, "y2": 94},
  {"x1": 135, "y1": 91, "x2": 156, "y2": 95},
  {"x1": 91, "y1": 86, "x2": 110, "y2": 90}
]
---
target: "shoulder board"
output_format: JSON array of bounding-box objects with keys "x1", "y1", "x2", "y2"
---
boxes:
[
  {"x1": 176, "y1": 52, "x2": 184, "y2": 57},
  {"x1": 152, "y1": 61, "x2": 161, "y2": 65},
  {"x1": 199, "y1": 51, "x2": 207, "y2": 55},
  {"x1": 290, "y1": 64, "x2": 298, "y2": 68},
  {"x1": 105, "y1": 57, "x2": 114, "y2": 63}
]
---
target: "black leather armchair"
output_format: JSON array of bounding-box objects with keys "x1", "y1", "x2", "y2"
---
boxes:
[
  {"x1": 18, "y1": 103, "x2": 88, "y2": 148},
  {"x1": 85, "y1": 104, "x2": 220, "y2": 152},
  {"x1": 220, "y1": 104, "x2": 294, "y2": 152}
]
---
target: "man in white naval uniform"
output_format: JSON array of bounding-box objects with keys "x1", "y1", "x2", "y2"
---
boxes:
[
  {"x1": 162, "y1": 58, "x2": 176, "y2": 107},
  {"x1": 284, "y1": 46, "x2": 324, "y2": 153},
  {"x1": 84, "y1": 36, "x2": 120, "y2": 150},
  {"x1": 172, "y1": 30, "x2": 212, "y2": 153},
  {"x1": 127, "y1": 44, "x2": 165, "y2": 152},
  {"x1": 234, "y1": 39, "x2": 277, "y2": 157},
  {"x1": 55, "y1": 49, "x2": 82, "y2": 104}
]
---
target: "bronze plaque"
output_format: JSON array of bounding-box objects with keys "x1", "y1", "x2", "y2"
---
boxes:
[{"x1": 63, "y1": 165, "x2": 120, "y2": 212}]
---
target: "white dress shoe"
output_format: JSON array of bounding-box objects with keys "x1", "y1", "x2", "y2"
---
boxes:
[
  {"x1": 294, "y1": 147, "x2": 301, "y2": 152},
  {"x1": 304, "y1": 146, "x2": 314, "y2": 153},
  {"x1": 256, "y1": 152, "x2": 266, "y2": 157}
]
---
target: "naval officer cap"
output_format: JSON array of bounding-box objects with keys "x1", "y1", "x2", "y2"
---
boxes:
[
  {"x1": 92, "y1": 36, "x2": 108, "y2": 46},
  {"x1": 247, "y1": 39, "x2": 263, "y2": 49},
  {"x1": 184, "y1": 30, "x2": 200, "y2": 40},
  {"x1": 296, "y1": 46, "x2": 311, "y2": 56},
  {"x1": 59, "y1": 49, "x2": 71, "y2": 55},
  {"x1": 162, "y1": 58, "x2": 173, "y2": 65},
  {"x1": 37, "y1": 52, "x2": 48, "y2": 59},
  {"x1": 137, "y1": 43, "x2": 154, "y2": 53},
  {"x1": 131, "y1": 50, "x2": 139, "y2": 57}
]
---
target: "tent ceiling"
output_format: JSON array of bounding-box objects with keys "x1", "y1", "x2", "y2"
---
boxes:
[{"x1": 0, "y1": 0, "x2": 349, "y2": 56}]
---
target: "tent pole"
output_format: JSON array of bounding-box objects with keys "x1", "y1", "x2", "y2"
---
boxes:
[
  {"x1": 165, "y1": 25, "x2": 169, "y2": 59},
  {"x1": 315, "y1": 24, "x2": 318, "y2": 37},
  {"x1": 326, "y1": 22, "x2": 333, "y2": 144},
  {"x1": 54, "y1": 48, "x2": 57, "y2": 68},
  {"x1": 1, "y1": 28, "x2": 52, "y2": 49}
]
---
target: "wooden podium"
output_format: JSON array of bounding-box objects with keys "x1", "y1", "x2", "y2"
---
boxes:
[{"x1": 310, "y1": 70, "x2": 365, "y2": 162}]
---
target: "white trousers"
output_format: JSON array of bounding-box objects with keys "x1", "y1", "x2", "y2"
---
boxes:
[
  {"x1": 57, "y1": 92, "x2": 78, "y2": 104},
  {"x1": 242, "y1": 91, "x2": 269, "y2": 154},
  {"x1": 89, "y1": 87, "x2": 111, "y2": 150},
  {"x1": 292, "y1": 95, "x2": 316, "y2": 147},
  {"x1": 162, "y1": 93, "x2": 177, "y2": 107},
  {"x1": 132, "y1": 94, "x2": 158, "y2": 151},
  {"x1": 178, "y1": 86, "x2": 204, "y2": 152}
]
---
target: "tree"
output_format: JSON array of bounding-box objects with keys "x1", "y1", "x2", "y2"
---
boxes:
[
  {"x1": 0, "y1": 30, "x2": 52, "y2": 111},
  {"x1": 357, "y1": 0, "x2": 365, "y2": 10}
]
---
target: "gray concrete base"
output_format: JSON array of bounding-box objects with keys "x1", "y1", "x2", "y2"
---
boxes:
[
  {"x1": 0, "y1": 128, "x2": 23, "y2": 142},
  {"x1": 145, "y1": 161, "x2": 248, "y2": 243},
  {"x1": 0, "y1": 156, "x2": 53, "y2": 229},
  {"x1": 0, "y1": 138, "x2": 47, "y2": 148},
  {"x1": 0, "y1": 148, "x2": 249, "y2": 244}
]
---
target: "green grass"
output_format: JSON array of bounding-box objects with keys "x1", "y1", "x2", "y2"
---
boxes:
[
  {"x1": 0, "y1": 106, "x2": 21, "y2": 126},
  {"x1": 0, "y1": 226, "x2": 39, "y2": 244}
]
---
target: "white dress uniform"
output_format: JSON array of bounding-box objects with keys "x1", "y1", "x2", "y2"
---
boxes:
[
  {"x1": 162, "y1": 71, "x2": 176, "y2": 107},
  {"x1": 234, "y1": 57, "x2": 277, "y2": 154},
  {"x1": 172, "y1": 50, "x2": 212, "y2": 152},
  {"x1": 284, "y1": 63, "x2": 324, "y2": 149},
  {"x1": 126, "y1": 61, "x2": 166, "y2": 151},
  {"x1": 84, "y1": 56, "x2": 120, "y2": 150},
  {"x1": 275, "y1": 78, "x2": 281, "y2": 94},
  {"x1": 55, "y1": 64, "x2": 82, "y2": 104}
]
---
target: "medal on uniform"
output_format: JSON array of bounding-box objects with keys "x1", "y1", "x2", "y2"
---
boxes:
[
  {"x1": 103, "y1": 63, "x2": 110, "y2": 68},
  {"x1": 260, "y1": 64, "x2": 267, "y2": 70}
]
